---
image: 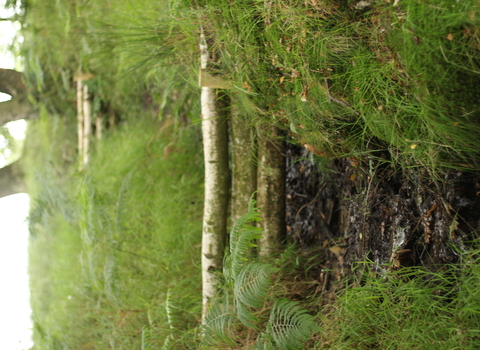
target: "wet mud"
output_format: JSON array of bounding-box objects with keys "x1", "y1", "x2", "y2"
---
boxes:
[{"x1": 285, "y1": 143, "x2": 480, "y2": 298}]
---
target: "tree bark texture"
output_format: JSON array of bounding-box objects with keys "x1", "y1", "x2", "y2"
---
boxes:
[
  {"x1": 257, "y1": 124, "x2": 286, "y2": 257},
  {"x1": 230, "y1": 100, "x2": 257, "y2": 222},
  {"x1": 201, "y1": 87, "x2": 230, "y2": 319},
  {"x1": 0, "y1": 69, "x2": 38, "y2": 125},
  {"x1": 0, "y1": 69, "x2": 26, "y2": 97},
  {"x1": 0, "y1": 161, "x2": 26, "y2": 198},
  {"x1": 0, "y1": 97, "x2": 38, "y2": 125}
]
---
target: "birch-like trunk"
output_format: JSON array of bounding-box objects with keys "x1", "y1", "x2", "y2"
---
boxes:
[
  {"x1": 76, "y1": 79, "x2": 92, "y2": 169},
  {"x1": 77, "y1": 80, "x2": 84, "y2": 160},
  {"x1": 200, "y1": 32, "x2": 230, "y2": 319},
  {"x1": 82, "y1": 84, "x2": 92, "y2": 167},
  {"x1": 231, "y1": 101, "x2": 257, "y2": 222},
  {"x1": 257, "y1": 124, "x2": 286, "y2": 256}
]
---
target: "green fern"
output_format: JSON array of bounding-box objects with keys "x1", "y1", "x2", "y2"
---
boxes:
[
  {"x1": 203, "y1": 194, "x2": 320, "y2": 349},
  {"x1": 235, "y1": 263, "x2": 280, "y2": 309},
  {"x1": 202, "y1": 293, "x2": 237, "y2": 346},
  {"x1": 224, "y1": 193, "x2": 263, "y2": 282},
  {"x1": 234, "y1": 298, "x2": 258, "y2": 330},
  {"x1": 267, "y1": 299, "x2": 321, "y2": 350},
  {"x1": 256, "y1": 333, "x2": 276, "y2": 350}
]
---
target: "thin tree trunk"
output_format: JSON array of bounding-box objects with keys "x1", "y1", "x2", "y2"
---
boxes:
[
  {"x1": 95, "y1": 115, "x2": 103, "y2": 139},
  {"x1": 231, "y1": 100, "x2": 257, "y2": 222},
  {"x1": 0, "y1": 161, "x2": 26, "y2": 198},
  {"x1": 77, "y1": 80, "x2": 84, "y2": 160},
  {"x1": 200, "y1": 31, "x2": 231, "y2": 320},
  {"x1": 82, "y1": 84, "x2": 91, "y2": 167},
  {"x1": 256, "y1": 124, "x2": 286, "y2": 257}
]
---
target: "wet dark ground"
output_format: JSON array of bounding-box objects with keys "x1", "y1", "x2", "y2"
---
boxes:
[{"x1": 285, "y1": 143, "x2": 480, "y2": 300}]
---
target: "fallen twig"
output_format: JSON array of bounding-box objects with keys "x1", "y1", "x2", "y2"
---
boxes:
[{"x1": 324, "y1": 78, "x2": 360, "y2": 116}]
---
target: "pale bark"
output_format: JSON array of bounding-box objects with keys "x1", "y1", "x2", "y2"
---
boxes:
[
  {"x1": 95, "y1": 115, "x2": 103, "y2": 139},
  {"x1": 77, "y1": 80, "x2": 84, "y2": 158},
  {"x1": 231, "y1": 101, "x2": 257, "y2": 222},
  {"x1": 82, "y1": 84, "x2": 91, "y2": 167},
  {"x1": 201, "y1": 87, "x2": 230, "y2": 319},
  {"x1": 200, "y1": 31, "x2": 231, "y2": 320},
  {"x1": 256, "y1": 124, "x2": 286, "y2": 257},
  {"x1": 76, "y1": 79, "x2": 92, "y2": 169},
  {"x1": 0, "y1": 161, "x2": 26, "y2": 198}
]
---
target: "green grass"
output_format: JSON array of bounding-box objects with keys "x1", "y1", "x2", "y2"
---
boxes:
[
  {"x1": 26, "y1": 114, "x2": 204, "y2": 349},
  {"x1": 17, "y1": 0, "x2": 480, "y2": 348},
  {"x1": 318, "y1": 254, "x2": 480, "y2": 349},
  {"x1": 201, "y1": 0, "x2": 480, "y2": 169}
]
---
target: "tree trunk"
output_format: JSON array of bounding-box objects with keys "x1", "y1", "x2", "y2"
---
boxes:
[
  {"x1": 0, "y1": 69, "x2": 26, "y2": 97},
  {"x1": 230, "y1": 100, "x2": 257, "y2": 222},
  {"x1": 257, "y1": 124, "x2": 286, "y2": 257},
  {"x1": 0, "y1": 97, "x2": 38, "y2": 125},
  {"x1": 0, "y1": 68, "x2": 38, "y2": 125},
  {"x1": 200, "y1": 32, "x2": 231, "y2": 320},
  {"x1": 0, "y1": 161, "x2": 26, "y2": 198}
]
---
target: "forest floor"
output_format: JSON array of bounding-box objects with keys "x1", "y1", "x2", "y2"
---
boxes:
[
  {"x1": 18, "y1": 0, "x2": 480, "y2": 348},
  {"x1": 286, "y1": 143, "x2": 480, "y2": 301}
]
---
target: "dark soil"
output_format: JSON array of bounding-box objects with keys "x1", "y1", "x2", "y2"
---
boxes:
[{"x1": 285, "y1": 143, "x2": 480, "y2": 300}]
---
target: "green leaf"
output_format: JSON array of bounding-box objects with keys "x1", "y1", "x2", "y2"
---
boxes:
[
  {"x1": 234, "y1": 263, "x2": 279, "y2": 309},
  {"x1": 202, "y1": 293, "x2": 237, "y2": 346},
  {"x1": 267, "y1": 299, "x2": 321, "y2": 350},
  {"x1": 224, "y1": 193, "x2": 263, "y2": 282}
]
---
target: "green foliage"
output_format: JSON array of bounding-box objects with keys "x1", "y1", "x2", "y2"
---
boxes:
[
  {"x1": 235, "y1": 263, "x2": 279, "y2": 309},
  {"x1": 317, "y1": 256, "x2": 480, "y2": 349},
  {"x1": 203, "y1": 196, "x2": 319, "y2": 349},
  {"x1": 201, "y1": 0, "x2": 480, "y2": 170},
  {"x1": 225, "y1": 195, "x2": 263, "y2": 282},
  {"x1": 20, "y1": 0, "x2": 199, "y2": 125},
  {"x1": 202, "y1": 294, "x2": 236, "y2": 346},
  {"x1": 267, "y1": 298, "x2": 321, "y2": 350},
  {"x1": 26, "y1": 116, "x2": 204, "y2": 349}
]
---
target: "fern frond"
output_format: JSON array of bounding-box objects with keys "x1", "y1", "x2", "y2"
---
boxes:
[
  {"x1": 235, "y1": 263, "x2": 279, "y2": 309},
  {"x1": 234, "y1": 298, "x2": 258, "y2": 329},
  {"x1": 225, "y1": 194, "x2": 263, "y2": 282},
  {"x1": 229, "y1": 194, "x2": 262, "y2": 252},
  {"x1": 227, "y1": 225, "x2": 263, "y2": 281},
  {"x1": 202, "y1": 293, "x2": 237, "y2": 346},
  {"x1": 232, "y1": 263, "x2": 278, "y2": 329},
  {"x1": 256, "y1": 333, "x2": 276, "y2": 350},
  {"x1": 267, "y1": 299, "x2": 321, "y2": 350}
]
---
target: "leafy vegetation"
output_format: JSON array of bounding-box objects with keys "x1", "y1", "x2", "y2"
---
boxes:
[
  {"x1": 319, "y1": 255, "x2": 480, "y2": 349},
  {"x1": 10, "y1": 0, "x2": 480, "y2": 348},
  {"x1": 26, "y1": 116, "x2": 204, "y2": 348},
  {"x1": 203, "y1": 196, "x2": 320, "y2": 349}
]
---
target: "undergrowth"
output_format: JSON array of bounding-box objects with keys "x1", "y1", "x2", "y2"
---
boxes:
[
  {"x1": 318, "y1": 254, "x2": 480, "y2": 349},
  {"x1": 203, "y1": 196, "x2": 320, "y2": 350},
  {"x1": 26, "y1": 116, "x2": 204, "y2": 349},
  {"x1": 201, "y1": 0, "x2": 480, "y2": 170},
  {"x1": 17, "y1": 0, "x2": 480, "y2": 348}
]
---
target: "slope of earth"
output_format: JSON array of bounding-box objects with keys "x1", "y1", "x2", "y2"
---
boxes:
[{"x1": 286, "y1": 143, "x2": 480, "y2": 298}]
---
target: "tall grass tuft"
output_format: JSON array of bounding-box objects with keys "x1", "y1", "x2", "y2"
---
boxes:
[{"x1": 27, "y1": 115, "x2": 205, "y2": 349}]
